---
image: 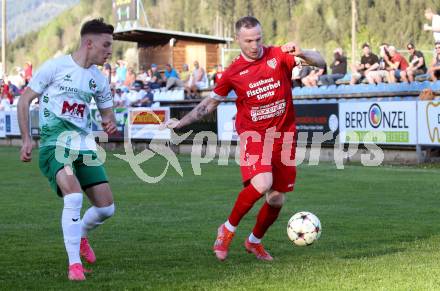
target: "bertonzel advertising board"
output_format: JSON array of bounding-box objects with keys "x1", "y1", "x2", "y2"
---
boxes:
[
  {"x1": 418, "y1": 100, "x2": 440, "y2": 146},
  {"x1": 339, "y1": 101, "x2": 417, "y2": 145},
  {"x1": 295, "y1": 103, "x2": 339, "y2": 145}
]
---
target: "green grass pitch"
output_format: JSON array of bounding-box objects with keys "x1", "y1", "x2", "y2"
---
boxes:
[{"x1": 2, "y1": 145, "x2": 440, "y2": 290}]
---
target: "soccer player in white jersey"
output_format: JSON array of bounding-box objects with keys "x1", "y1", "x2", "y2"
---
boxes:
[{"x1": 18, "y1": 18, "x2": 117, "y2": 281}]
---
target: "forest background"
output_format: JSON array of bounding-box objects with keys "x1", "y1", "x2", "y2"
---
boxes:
[{"x1": 5, "y1": 0, "x2": 440, "y2": 73}]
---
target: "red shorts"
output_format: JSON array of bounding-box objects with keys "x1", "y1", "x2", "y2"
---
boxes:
[{"x1": 239, "y1": 132, "x2": 296, "y2": 193}]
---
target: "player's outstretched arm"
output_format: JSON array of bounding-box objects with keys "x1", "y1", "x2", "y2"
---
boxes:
[
  {"x1": 17, "y1": 88, "x2": 40, "y2": 162},
  {"x1": 99, "y1": 107, "x2": 117, "y2": 135},
  {"x1": 163, "y1": 97, "x2": 220, "y2": 130},
  {"x1": 281, "y1": 42, "x2": 326, "y2": 68}
]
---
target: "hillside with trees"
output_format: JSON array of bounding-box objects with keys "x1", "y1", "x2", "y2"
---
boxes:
[
  {"x1": 1, "y1": 0, "x2": 78, "y2": 41},
  {"x1": 7, "y1": 0, "x2": 440, "y2": 73}
]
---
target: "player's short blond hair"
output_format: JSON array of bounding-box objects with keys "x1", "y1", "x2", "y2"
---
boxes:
[{"x1": 235, "y1": 16, "x2": 260, "y2": 34}]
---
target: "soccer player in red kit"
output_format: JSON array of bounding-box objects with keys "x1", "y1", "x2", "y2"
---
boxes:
[{"x1": 164, "y1": 16, "x2": 325, "y2": 261}]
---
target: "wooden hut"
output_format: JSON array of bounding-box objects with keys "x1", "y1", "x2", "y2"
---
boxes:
[{"x1": 113, "y1": 27, "x2": 232, "y2": 73}]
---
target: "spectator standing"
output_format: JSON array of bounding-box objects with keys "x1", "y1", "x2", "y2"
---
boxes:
[
  {"x1": 213, "y1": 64, "x2": 224, "y2": 85},
  {"x1": 110, "y1": 67, "x2": 117, "y2": 86},
  {"x1": 116, "y1": 60, "x2": 127, "y2": 85},
  {"x1": 24, "y1": 61, "x2": 32, "y2": 85},
  {"x1": 319, "y1": 48, "x2": 347, "y2": 85},
  {"x1": 424, "y1": 8, "x2": 440, "y2": 43},
  {"x1": 406, "y1": 43, "x2": 427, "y2": 82},
  {"x1": 0, "y1": 79, "x2": 13, "y2": 105},
  {"x1": 0, "y1": 84, "x2": 11, "y2": 110},
  {"x1": 102, "y1": 63, "x2": 111, "y2": 84},
  {"x1": 350, "y1": 43, "x2": 379, "y2": 84},
  {"x1": 385, "y1": 46, "x2": 409, "y2": 83},
  {"x1": 429, "y1": 42, "x2": 440, "y2": 81},
  {"x1": 124, "y1": 67, "x2": 136, "y2": 87},
  {"x1": 8, "y1": 80, "x2": 20, "y2": 97}
]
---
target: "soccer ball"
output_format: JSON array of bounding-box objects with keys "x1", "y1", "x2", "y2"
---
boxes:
[{"x1": 287, "y1": 211, "x2": 322, "y2": 246}]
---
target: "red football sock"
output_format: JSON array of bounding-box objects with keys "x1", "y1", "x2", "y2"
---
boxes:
[
  {"x1": 228, "y1": 184, "x2": 263, "y2": 227},
  {"x1": 252, "y1": 202, "x2": 282, "y2": 239}
]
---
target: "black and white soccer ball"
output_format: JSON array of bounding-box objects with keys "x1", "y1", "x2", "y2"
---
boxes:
[{"x1": 287, "y1": 211, "x2": 322, "y2": 246}]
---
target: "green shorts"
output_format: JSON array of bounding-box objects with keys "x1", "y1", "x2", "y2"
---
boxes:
[{"x1": 39, "y1": 146, "x2": 108, "y2": 197}]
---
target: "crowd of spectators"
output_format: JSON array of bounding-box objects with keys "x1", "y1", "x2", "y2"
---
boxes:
[
  {"x1": 294, "y1": 8, "x2": 440, "y2": 88},
  {"x1": 103, "y1": 60, "x2": 218, "y2": 108},
  {"x1": 1, "y1": 8, "x2": 440, "y2": 111},
  {"x1": 0, "y1": 61, "x2": 32, "y2": 110},
  {"x1": 292, "y1": 40, "x2": 440, "y2": 88}
]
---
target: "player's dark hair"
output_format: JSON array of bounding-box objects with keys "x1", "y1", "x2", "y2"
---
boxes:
[
  {"x1": 235, "y1": 16, "x2": 260, "y2": 33},
  {"x1": 80, "y1": 18, "x2": 114, "y2": 36}
]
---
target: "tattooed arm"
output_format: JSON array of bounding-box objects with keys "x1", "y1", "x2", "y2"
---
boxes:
[
  {"x1": 297, "y1": 50, "x2": 326, "y2": 68},
  {"x1": 281, "y1": 42, "x2": 326, "y2": 68},
  {"x1": 164, "y1": 97, "x2": 221, "y2": 129}
]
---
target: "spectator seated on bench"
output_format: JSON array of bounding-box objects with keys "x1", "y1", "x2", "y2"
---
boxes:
[
  {"x1": 185, "y1": 61, "x2": 208, "y2": 99},
  {"x1": 164, "y1": 63, "x2": 184, "y2": 90},
  {"x1": 319, "y1": 48, "x2": 347, "y2": 85},
  {"x1": 406, "y1": 43, "x2": 427, "y2": 83},
  {"x1": 366, "y1": 44, "x2": 392, "y2": 84},
  {"x1": 385, "y1": 46, "x2": 409, "y2": 83},
  {"x1": 149, "y1": 63, "x2": 165, "y2": 90},
  {"x1": 350, "y1": 43, "x2": 380, "y2": 85}
]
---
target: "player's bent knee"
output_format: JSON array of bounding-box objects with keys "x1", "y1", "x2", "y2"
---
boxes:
[
  {"x1": 96, "y1": 203, "x2": 115, "y2": 219},
  {"x1": 251, "y1": 172, "x2": 273, "y2": 194},
  {"x1": 266, "y1": 192, "x2": 285, "y2": 208},
  {"x1": 251, "y1": 179, "x2": 272, "y2": 194}
]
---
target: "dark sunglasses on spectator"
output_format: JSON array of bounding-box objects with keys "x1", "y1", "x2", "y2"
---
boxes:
[{"x1": 407, "y1": 47, "x2": 413, "y2": 50}]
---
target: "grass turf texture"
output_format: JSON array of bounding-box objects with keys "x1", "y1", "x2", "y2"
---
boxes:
[{"x1": 1, "y1": 145, "x2": 440, "y2": 290}]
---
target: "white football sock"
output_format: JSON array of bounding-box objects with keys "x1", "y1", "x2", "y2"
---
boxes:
[
  {"x1": 248, "y1": 233, "x2": 261, "y2": 244},
  {"x1": 81, "y1": 204, "x2": 115, "y2": 238},
  {"x1": 62, "y1": 193, "x2": 83, "y2": 265},
  {"x1": 224, "y1": 220, "x2": 236, "y2": 232}
]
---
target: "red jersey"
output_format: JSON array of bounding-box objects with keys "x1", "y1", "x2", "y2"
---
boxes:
[
  {"x1": 212, "y1": 46, "x2": 296, "y2": 135},
  {"x1": 391, "y1": 53, "x2": 409, "y2": 71},
  {"x1": 214, "y1": 72, "x2": 223, "y2": 85}
]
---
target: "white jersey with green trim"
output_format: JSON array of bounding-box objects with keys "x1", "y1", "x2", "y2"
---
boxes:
[{"x1": 29, "y1": 55, "x2": 113, "y2": 149}]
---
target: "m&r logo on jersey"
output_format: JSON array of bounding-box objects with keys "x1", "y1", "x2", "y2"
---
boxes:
[{"x1": 62, "y1": 100, "x2": 86, "y2": 118}]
